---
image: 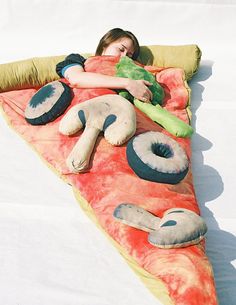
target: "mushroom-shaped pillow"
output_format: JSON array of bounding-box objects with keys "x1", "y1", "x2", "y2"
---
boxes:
[
  {"x1": 148, "y1": 208, "x2": 208, "y2": 248},
  {"x1": 59, "y1": 94, "x2": 136, "y2": 173},
  {"x1": 113, "y1": 204, "x2": 207, "y2": 249}
]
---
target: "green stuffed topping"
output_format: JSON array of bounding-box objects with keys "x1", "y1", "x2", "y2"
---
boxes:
[
  {"x1": 115, "y1": 56, "x2": 165, "y2": 105},
  {"x1": 115, "y1": 56, "x2": 193, "y2": 138}
]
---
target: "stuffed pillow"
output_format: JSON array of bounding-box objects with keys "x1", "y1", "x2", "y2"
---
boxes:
[
  {"x1": 25, "y1": 80, "x2": 73, "y2": 125},
  {"x1": 148, "y1": 207, "x2": 208, "y2": 248},
  {"x1": 133, "y1": 99, "x2": 194, "y2": 138},
  {"x1": 115, "y1": 56, "x2": 194, "y2": 138},
  {"x1": 137, "y1": 44, "x2": 202, "y2": 80},
  {"x1": 59, "y1": 94, "x2": 136, "y2": 173},
  {"x1": 0, "y1": 45, "x2": 201, "y2": 93},
  {"x1": 115, "y1": 56, "x2": 165, "y2": 105},
  {"x1": 126, "y1": 131, "x2": 189, "y2": 184},
  {"x1": 113, "y1": 204, "x2": 207, "y2": 249}
]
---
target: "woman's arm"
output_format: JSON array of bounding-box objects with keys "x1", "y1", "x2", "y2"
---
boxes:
[{"x1": 64, "y1": 65, "x2": 153, "y2": 102}]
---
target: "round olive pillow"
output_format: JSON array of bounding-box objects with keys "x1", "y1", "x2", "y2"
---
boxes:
[
  {"x1": 126, "y1": 131, "x2": 189, "y2": 184},
  {"x1": 25, "y1": 80, "x2": 73, "y2": 125}
]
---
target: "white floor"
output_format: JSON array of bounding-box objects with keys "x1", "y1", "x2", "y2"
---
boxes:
[{"x1": 0, "y1": 1, "x2": 236, "y2": 304}]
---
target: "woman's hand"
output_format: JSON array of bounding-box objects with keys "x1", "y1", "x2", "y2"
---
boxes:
[{"x1": 126, "y1": 79, "x2": 153, "y2": 103}]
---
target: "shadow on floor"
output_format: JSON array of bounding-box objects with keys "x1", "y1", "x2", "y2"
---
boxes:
[{"x1": 189, "y1": 60, "x2": 236, "y2": 305}]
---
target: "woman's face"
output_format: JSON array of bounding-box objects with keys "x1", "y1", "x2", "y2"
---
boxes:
[{"x1": 102, "y1": 37, "x2": 135, "y2": 58}]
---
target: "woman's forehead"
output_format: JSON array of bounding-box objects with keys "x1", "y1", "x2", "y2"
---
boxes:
[{"x1": 115, "y1": 37, "x2": 134, "y2": 51}]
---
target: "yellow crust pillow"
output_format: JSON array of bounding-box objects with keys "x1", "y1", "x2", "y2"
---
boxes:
[{"x1": 0, "y1": 45, "x2": 201, "y2": 93}]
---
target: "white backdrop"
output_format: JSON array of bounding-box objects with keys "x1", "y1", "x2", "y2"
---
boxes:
[{"x1": 0, "y1": 1, "x2": 236, "y2": 304}]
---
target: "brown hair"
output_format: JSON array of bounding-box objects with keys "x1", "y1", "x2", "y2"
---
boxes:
[{"x1": 95, "y1": 28, "x2": 140, "y2": 60}]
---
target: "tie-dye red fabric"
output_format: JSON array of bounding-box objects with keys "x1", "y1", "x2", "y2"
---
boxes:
[{"x1": 0, "y1": 56, "x2": 217, "y2": 305}]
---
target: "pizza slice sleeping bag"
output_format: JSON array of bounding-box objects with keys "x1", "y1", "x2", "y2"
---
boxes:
[{"x1": 0, "y1": 55, "x2": 218, "y2": 305}]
